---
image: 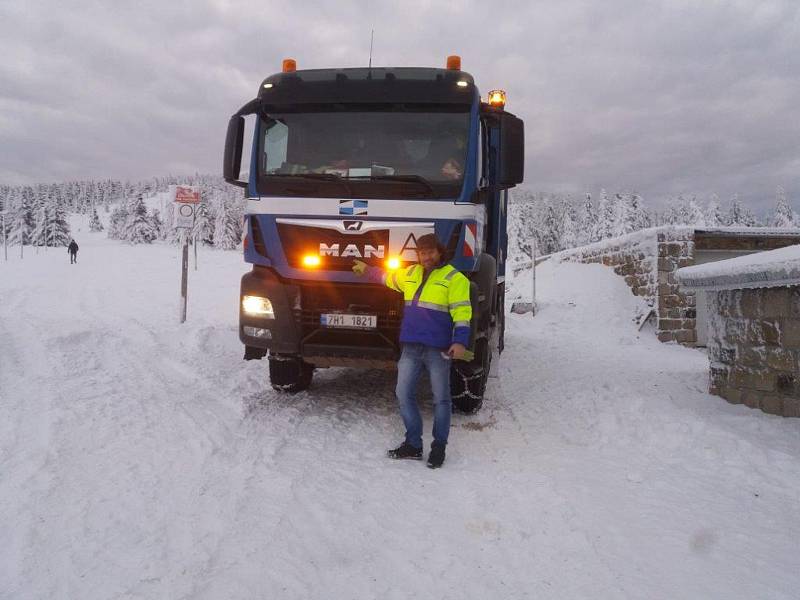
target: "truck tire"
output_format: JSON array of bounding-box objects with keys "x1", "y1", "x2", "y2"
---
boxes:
[
  {"x1": 450, "y1": 338, "x2": 491, "y2": 414},
  {"x1": 268, "y1": 353, "x2": 314, "y2": 393},
  {"x1": 473, "y1": 254, "x2": 497, "y2": 331}
]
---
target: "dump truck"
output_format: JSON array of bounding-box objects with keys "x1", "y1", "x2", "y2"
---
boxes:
[{"x1": 223, "y1": 56, "x2": 524, "y2": 412}]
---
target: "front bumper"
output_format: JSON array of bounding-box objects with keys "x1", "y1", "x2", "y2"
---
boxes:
[{"x1": 239, "y1": 266, "x2": 404, "y2": 363}]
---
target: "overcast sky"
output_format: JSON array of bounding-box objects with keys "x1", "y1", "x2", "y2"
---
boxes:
[{"x1": 1, "y1": 0, "x2": 798, "y2": 212}]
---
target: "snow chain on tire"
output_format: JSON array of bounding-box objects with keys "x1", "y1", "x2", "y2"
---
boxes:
[
  {"x1": 450, "y1": 363, "x2": 487, "y2": 414},
  {"x1": 450, "y1": 335, "x2": 492, "y2": 414}
]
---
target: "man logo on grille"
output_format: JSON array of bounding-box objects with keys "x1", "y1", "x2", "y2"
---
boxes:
[
  {"x1": 320, "y1": 243, "x2": 385, "y2": 258},
  {"x1": 344, "y1": 220, "x2": 363, "y2": 231}
]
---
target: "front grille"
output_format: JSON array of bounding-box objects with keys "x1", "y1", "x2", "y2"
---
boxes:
[
  {"x1": 294, "y1": 282, "x2": 403, "y2": 350},
  {"x1": 277, "y1": 223, "x2": 389, "y2": 271}
]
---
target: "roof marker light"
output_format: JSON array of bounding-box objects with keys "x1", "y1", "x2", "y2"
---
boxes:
[
  {"x1": 446, "y1": 55, "x2": 461, "y2": 70},
  {"x1": 456, "y1": 80, "x2": 468, "y2": 88},
  {"x1": 488, "y1": 89, "x2": 507, "y2": 109},
  {"x1": 263, "y1": 82, "x2": 273, "y2": 89},
  {"x1": 282, "y1": 58, "x2": 297, "y2": 73}
]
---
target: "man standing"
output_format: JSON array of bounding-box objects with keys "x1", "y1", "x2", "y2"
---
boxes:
[
  {"x1": 67, "y1": 239, "x2": 79, "y2": 264},
  {"x1": 353, "y1": 234, "x2": 472, "y2": 468}
]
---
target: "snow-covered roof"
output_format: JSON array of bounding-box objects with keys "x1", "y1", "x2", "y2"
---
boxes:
[
  {"x1": 695, "y1": 226, "x2": 800, "y2": 238},
  {"x1": 676, "y1": 244, "x2": 800, "y2": 290}
]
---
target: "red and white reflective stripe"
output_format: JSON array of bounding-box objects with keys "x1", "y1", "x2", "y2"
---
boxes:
[{"x1": 463, "y1": 222, "x2": 477, "y2": 257}]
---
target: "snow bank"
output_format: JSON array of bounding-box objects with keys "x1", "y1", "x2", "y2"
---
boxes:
[
  {"x1": 3, "y1": 236, "x2": 800, "y2": 599},
  {"x1": 553, "y1": 225, "x2": 687, "y2": 263}
]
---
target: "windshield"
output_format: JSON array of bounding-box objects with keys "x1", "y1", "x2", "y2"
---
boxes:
[{"x1": 256, "y1": 107, "x2": 470, "y2": 199}]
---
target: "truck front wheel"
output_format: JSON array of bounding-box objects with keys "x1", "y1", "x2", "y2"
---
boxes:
[{"x1": 268, "y1": 353, "x2": 314, "y2": 393}]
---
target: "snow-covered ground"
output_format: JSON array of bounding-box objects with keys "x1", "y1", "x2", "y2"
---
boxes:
[{"x1": 2, "y1": 224, "x2": 800, "y2": 599}]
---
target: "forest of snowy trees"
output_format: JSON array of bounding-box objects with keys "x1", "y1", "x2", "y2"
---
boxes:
[
  {"x1": 508, "y1": 186, "x2": 800, "y2": 260},
  {"x1": 1, "y1": 175, "x2": 798, "y2": 261},
  {"x1": 0, "y1": 175, "x2": 245, "y2": 252}
]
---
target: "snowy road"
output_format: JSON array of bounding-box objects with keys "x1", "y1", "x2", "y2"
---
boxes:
[{"x1": 2, "y1": 230, "x2": 799, "y2": 599}]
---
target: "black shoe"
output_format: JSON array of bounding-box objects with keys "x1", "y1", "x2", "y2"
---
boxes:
[
  {"x1": 387, "y1": 442, "x2": 422, "y2": 460},
  {"x1": 427, "y1": 444, "x2": 446, "y2": 469}
]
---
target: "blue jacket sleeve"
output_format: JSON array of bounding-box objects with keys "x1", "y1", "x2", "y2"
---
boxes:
[{"x1": 451, "y1": 325, "x2": 471, "y2": 346}]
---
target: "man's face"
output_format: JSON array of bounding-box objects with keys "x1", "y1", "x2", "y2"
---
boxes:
[{"x1": 417, "y1": 246, "x2": 441, "y2": 270}]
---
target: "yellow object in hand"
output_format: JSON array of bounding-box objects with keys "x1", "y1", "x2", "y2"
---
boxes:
[{"x1": 352, "y1": 260, "x2": 367, "y2": 276}]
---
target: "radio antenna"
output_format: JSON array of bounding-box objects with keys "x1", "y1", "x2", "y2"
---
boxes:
[{"x1": 369, "y1": 29, "x2": 374, "y2": 68}]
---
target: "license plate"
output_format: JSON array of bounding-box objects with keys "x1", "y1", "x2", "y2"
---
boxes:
[{"x1": 320, "y1": 313, "x2": 377, "y2": 329}]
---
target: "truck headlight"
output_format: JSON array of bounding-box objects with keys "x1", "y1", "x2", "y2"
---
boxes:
[{"x1": 242, "y1": 295, "x2": 275, "y2": 317}]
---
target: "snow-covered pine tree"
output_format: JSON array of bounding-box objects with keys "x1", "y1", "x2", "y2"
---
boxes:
[
  {"x1": 593, "y1": 189, "x2": 615, "y2": 241},
  {"x1": 771, "y1": 186, "x2": 797, "y2": 227},
  {"x1": 29, "y1": 193, "x2": 48, "y2": 247},
  {"x1": 46, "y1": 198, "x2": 72, "y2": 246},
  {"x1": 150, "y1": 209, "x2": 164, "y2": 240},
  {"x1": 739, "y1": 206, "x2": 760, "y2": 227},
  {"x1": 704, "y1": 194, "x2": 725, "y2": 227},
  {"x1": 674, "y1": 195, "x2": 694, "y2": 225},
  {"x1": 89, "y1": 206, "x2": 104, "y2": 232},
  {"x1": 661, "y1": 198, "x2": 680, "y2": 225},
  {"x1": 538, "y1": 200, "x2": 561, "y2": 255},
  {"x1": 558, "y1": 200, "x2": 578, "y2": 250},
  {"x1": 685, "y1": 196, "x2": 706, "y2": 227},
  {"x1": 506, "y1": 189, "x2": 537, "y2": 261},
  {"x1": 7, "y1": 188, "x2": 30, "y2": 250},
  {"x1": 579, "y1": 193, "x2": 598, "y2": 244},
  {"x1": 214, "y1": 196, "x2": 243, "y2": 250},
  {"x1": 107, "y1": 204, "x2": 128, "y2": 240},
  {"x1": 192, "y1": 200, "x2": 214, "y2": 245},
  {"x1": 613, "y1": 192, "x2": 649, "y2": 236},
  {"x1": 727, "y1": 196, "x2": 744, "y2": 226},
  {"x1": 124, "y1": 196, "x2": 157, "y2": 244}
]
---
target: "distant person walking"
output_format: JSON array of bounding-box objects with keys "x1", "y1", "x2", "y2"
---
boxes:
[{"x1": 68, "y1": 239, "x2": 79, "y2": 264}]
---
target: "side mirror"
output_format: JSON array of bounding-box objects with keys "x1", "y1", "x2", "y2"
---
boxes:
[
  {"x1": 223, "y1": 115, "x2": 247, "y2": 188},
  {"x1": 498, "y1": 113, "x2": 524, "y2": 187}
]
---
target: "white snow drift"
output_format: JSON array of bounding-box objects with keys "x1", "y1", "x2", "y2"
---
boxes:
[{"x1": 2, "y1": 227, "x2": 799, "y2": 599}]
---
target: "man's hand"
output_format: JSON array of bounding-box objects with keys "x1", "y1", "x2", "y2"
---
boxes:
[
  {"x1": 352, "y1": 259, "x2": 368, "y2": 276},
  {"x1": 447, "y1": 343, "x2": 467, "y2": 360}
]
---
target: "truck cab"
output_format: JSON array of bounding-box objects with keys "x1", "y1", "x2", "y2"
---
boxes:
[{"x1": 224, "y1": 56, "x2": 524, "y2": 412}]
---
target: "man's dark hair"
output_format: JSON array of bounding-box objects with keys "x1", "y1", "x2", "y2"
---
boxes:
[{"x1": 416, "y1": 233, "x2": 448, "y2": 257}]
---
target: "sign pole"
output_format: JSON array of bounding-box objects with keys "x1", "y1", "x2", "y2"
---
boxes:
[
  {"x1": 531, "y1": 238, "x2": 537, "y2": 316},
  {"x1": 180, "y1": 230, "x2": 189, "y2": 323},
  {"x1": 194, "y1": 234, "x2": 198, "y2": 271},
  {"x1": 172, "y1": 185, "x2": 200, "y2": 324},
  {"x1": 2, "y1": 214, "x2": 7, "y2": 261}
]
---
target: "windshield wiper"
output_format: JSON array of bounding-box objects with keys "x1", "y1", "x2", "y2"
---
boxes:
[
  {"x1": 368, "y1": 175, "x2": 439, "y2": 198},
  {"x1": 270, "y1": 173, "x2": 353, "y2": 195}
]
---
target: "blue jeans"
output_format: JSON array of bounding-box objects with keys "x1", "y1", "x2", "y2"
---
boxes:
[{"x1": 395, "y1": 343, "x2": 452, "y2": 449}]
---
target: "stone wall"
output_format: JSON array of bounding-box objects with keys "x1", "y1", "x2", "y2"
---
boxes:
[
  {"x1": 706, "y1": 286, "x2": 800, "y2": 417},
  {"x1": 655, "y1": 230, "x2": 696, "y2": 344}
]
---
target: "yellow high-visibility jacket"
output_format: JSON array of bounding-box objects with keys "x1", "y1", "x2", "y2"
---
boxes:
[{"x1": 373, "y1": 263, "x2": 472, "y2": 349}]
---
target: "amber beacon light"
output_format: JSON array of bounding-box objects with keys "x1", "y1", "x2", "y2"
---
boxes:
[
  {"x1": 282, "y1": 58, "x2": 297, "y2": 73},
  {"x1": 446, "y1": 55, "x2": 461, "y2": 70},
  {"x1": 488, "y1": 89, "x2": 507, "y2": 109}
]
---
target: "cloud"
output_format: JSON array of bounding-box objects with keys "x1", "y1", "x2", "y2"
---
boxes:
[{"x1": 0, "y1": 0, "x2": 798, "y2": 212}]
